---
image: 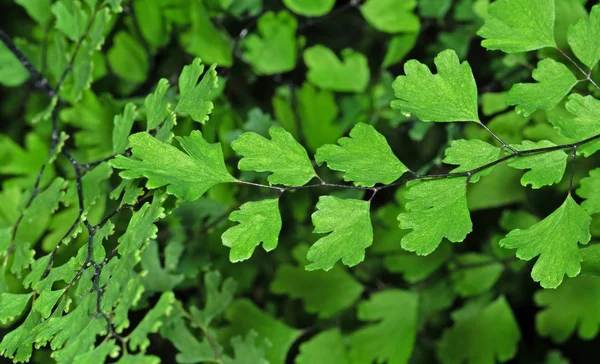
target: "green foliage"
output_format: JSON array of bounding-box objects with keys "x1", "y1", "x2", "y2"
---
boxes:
[
  {"x1": 242, "y1": 11, "x2": 299, "y2": 75},
  {"x1": 535, "y1": 276, "x2": 600, "y2": 342},
  {"x1": 349, "y1": 290, "x2": 418, "y2": 364},
  {"x1": 221, "y1": 198, "x2": 282, "y2": 262},
  {"x1": 438, "y1": 297, "x2": 521, "y2": 364},
  {"x1": 111, "y1": 131, "x2": 235, "y2": 201},
  {"x1": 283, "y1": 0, "x2": 335, "y2": 17},
  {"x1": 360, "y1": 0, "x2": 420, "y2": 33},
  {"x1": 500, "y1": 196, "x2": 591, "y2": 288},
  {"x1": 568, "y1": 4, "x2": 600, "y2": 68},
  {"x1": 2, "y1": 0, "x2": 600, "y2": 362},
  {"x1": 398, "y1": 178, "x2": 472, "y2": 255},
  {"x1": 303, "y1": 46, "x2": 370, "y2": 92},
  {"x1": 231, "y1": 126, "x2": 316, "y2": 186},
  {"x1": 315, "y1": 123, "x2": 407, "y2": 187},
  {"x1": 391, "y1": 49, "x2": 479, "y2": 122},
  {"x1": 308, "y1": 196, "x2": 372, "y2": 270},
  {"x1": 506, "y1": 59, "x2": 577, "y2": 117},
  {"x1": 478, "y1": 0, "x2": 556, "y2": 52}
]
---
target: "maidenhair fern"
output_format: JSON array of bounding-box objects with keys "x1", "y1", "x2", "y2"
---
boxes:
[{"x1": 1, "y1": 0, "x2": 600, "y2": 363}]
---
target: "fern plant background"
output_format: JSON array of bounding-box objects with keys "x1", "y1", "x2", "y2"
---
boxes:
[{"x1": 1, "y1": 0, "x2": 600, "y2": 363}]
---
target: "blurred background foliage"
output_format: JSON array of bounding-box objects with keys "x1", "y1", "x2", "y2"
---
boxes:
[{"x1": 1, "y1": 0, "x2": 600, "y2": 363}]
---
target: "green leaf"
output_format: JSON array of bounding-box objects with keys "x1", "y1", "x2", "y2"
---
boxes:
[
  {"x1": 349, "y1": 290, "x2": 418, "y2": 364},
  {"x1": 507, "y1": 59, "x2": 577, "y2": 117},
  {"x1": 419, "y1": 0, "x2": 451, "y2": 18},
  {"x1": 116, "y1": 354, "x2": 160, "y2": 364},
  {"x1": 161, "y1": 313, "x2": 218, "y2": 363},
  {"x1": 477, "y1": 0, "x2": 556, "y2": 53},
  {"x1": 449, "y1": 254, "x2": 504, "y2": 297},
  {"x1": 231, "y1": 126, "x2": 316, "y2": 186},
  {"x1": 506, "y1": 140, "x2": 568, "y2": 189},
  {"x1": 391, "y1": 49, "x2": 479, "y2": 122},
  {"x1": 59, "y1": 91, "x2": 114, "y2": 161},
  {"x1": 296, "y1": 83, "x2": 343, "y2": 153},
  {"x1": 271, "y1": 245, "x2": 363, "y2": 317},
  {"x1": 226, "y1": 299, "x2": 301, "y2": 364},
  {"x1": 0, "y1": 293, "x2": 32, "y2": 324},
  {"x1": 443, "y1": 139, "x2": 500, "y2": 183},
  {"x1": 32, "y1": 289, "x2": 65, "y2": 319},
  {"x1": 296, "y1": 329, "x2": 350, "y2": 364},
  {"x1": 438, "y1": 297, "x2": 520, "y2": 364},
  {"x1": 112, "y1": 103, "x2": 137, "y2": 154},
  {"x1": 63, "y1": 39, "x2": 94, "y2": 102},
  {"x1": 383, "y1": 241, "x2": 451, "y2": 283},
  {"x1": 72, "y1": 341, "x2": 119, "y2": 364},
  {"x1": 242, "y1": 11, "x2": 299, "y2": 75},
  {"x1": 222, "y1": 199, "x2": 282, "y2": 262},
  {"x1": 0, "y1": 41, "x2": 29, "y2": 87},
  {"x1": 110, "y1": 131, "x2": 235, "y2": 201},
  {"x1": 303, "y1": 46, "x2": 370, "y2": 92},
  {"x1": 578, "y1": 168, "x2": 600, "y2": 214},
  {"x1": 181, "y1": 0, "x2": 233, "y2": 66},
  {"x1": 500, "y1": 196, "x2": 591, "y2": 288},
  {"x1": 567, "y1": 5, "x2": 600, "y2": 68},
  {"x1": 107, "y1": 31, "x2": 149, "y2": 83},
  {"x1": 382, "y1": 32, "x2": 418, "y2": 68},
  {"x1": 315, "y1": 123, "x2": 407, "y2": 187},
  {"x1": 194, "y1": 271, "x2": 237, "y2": 326},
  {"x1": 534, "y1": 276, "x2": 600, "y2": 343},
  {"x1": 140, "y1": 240, "x2": 184, "y2": 293},
  {"x1": 549, "y1": 94, "x2": 600, "y2": 157},
  {"x1": 175, "y1": 58, "x2": 219, "y2": 124},
  {"x1": 15, "y1": 0, "x2": 52, "y2": 24},
  {"x1": 224, "y1": 331, "x2": 270, "y2": 364},
  {"x1": 144, "y1": 78, "x2": 171, "y2": 131},
  {"x1": 0, "y1": 312, "x2": 41, "y2": 362},
  {"x1": 283, "y1": 0, "x2": 335, "y2": 16},
  {"x1": 133, "y1": 0, "x2": 169, "y2": 47},
  {"x1": 52, "y1": 0, "x2": 89, "y2": 41},
  {"x1": 398, "y1": 178, "x2": 472, "y2": 255},
  {"x1": 308, "y1": 196, "x2": 372, "y2": 271},
  {"x1": 0, "y1": 133, "x2": 46, "y2": 175},
  {"x1": 482, "y1": 92, "x2": 509, "y2": 116},
  {"x1": 535, "y1": 276, "x2": 600, "y2": 342},
  {"x1": 360, "y1": 0, "x2": 419, "y2": 33},
  {"x1": 129, "y1": 292, "x2": 175, "y2": 351}
]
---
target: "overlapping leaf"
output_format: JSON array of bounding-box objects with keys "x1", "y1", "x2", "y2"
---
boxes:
[
  {"x1": 507, "y1": 59, "x2": 577, "y2": 117},
  {"x1": 222, "y1": 199, "x2": 282, "y2": 262},
  {"x1": 391, "y1": 49, "x2": 479, "y2": 122},
  {"x1": 500, "y1": 196, "x2": 591, "y2": 288},
  {"x1": 549, "y1": 94, "x2": 600, "y2": 157},
  {"x1": 506, "y1": 140, "x2": 568, "y2": 189},
  {"x1": 349, "y1": 290, "x2": 418, "y2": 364},
  {"x1": 304, "y1": 46, "x2": 370, "y2": 92},
  {"x1": 443, "y1": 139, "x2": 500, "y2": 183},
  {"x1": 578, "y1": 168, "x2": 600, "y2": 214},
  {"x1": 360, "y1": 0, "x2": 419, "y2": 33},
  {"x1": 398, "y1": 178, "x2": 472, "y2": 255},
  {"x1": 535, "y1": 276, "x2": 600, "y2": 342},
  {"x1": 438, "y1": 297, "x2": 521, "y2": 364},
  {"x1": 477, "y1": 0, "x2": 556, "y2": 53},
  {"x1": 231, "y1": 126, "x2": 316, "y2": 186},
  {"x1": 175, "y1": 58, "x2": 219, "y2": 124},
  {"x1": 567, "y1": 5, "x2": 600, "y2": 68},
  {"x1": 283, "y1": 0, "x2": 335, "y2": 17},
  {"x1": 242, "y1": 11, "x2": 299, "y2": 75},
  {"x1": 307, "y1": 196, "x2": 373, "y2": 270},
  {"x1": 110, "y1": 131, "x2": 235, "y2": 201},
  {"x1": 315, "y1": 123, "x2": 407, "y2": 187},
  {"x1": 271, "y1": 245, "x2": 363, "y2": 317}
]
